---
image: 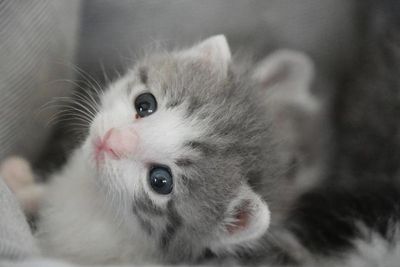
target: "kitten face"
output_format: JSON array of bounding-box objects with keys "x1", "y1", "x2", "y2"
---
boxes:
[{"x1": 81, "y1": 36, "x2": 316, "y2": 263}]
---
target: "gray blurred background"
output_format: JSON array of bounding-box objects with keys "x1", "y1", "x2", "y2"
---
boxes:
[{"x1": 0, "y1": 0, "x2": 360, "y2": 170}]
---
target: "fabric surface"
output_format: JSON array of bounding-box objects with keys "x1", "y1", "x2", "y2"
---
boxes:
[{"x1": 0, "y1": 0, "x2": 80, "y2": 162}]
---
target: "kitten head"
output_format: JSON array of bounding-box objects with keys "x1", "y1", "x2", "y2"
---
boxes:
[{"x1": 84, "y1": 35, "x2": 317, "y2": 263}]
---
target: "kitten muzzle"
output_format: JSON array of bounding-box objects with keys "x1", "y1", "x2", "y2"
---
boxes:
[{"x1": 95, "y1": 127, "x2": 138, "y2": 161}]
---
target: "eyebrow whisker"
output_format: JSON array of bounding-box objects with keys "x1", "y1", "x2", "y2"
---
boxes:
[{"x1": 175, "y1": 158, "x2": 194, "y2": 167}]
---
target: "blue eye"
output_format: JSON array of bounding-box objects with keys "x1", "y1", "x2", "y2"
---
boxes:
[
  {"x1": 135, "y1": 93, "x2": 157, "y2": 117},
  {"x1": 149, "y1": 165, "x2": 173, "y2": 195}
]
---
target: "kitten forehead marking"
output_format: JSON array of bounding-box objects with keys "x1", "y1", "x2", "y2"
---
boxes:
[{"x1": 138, "y1": 66, "x2": 148, "y2": 84}]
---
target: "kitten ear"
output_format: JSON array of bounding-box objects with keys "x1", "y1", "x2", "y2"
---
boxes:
[
  {"x1": 254, "y1": 50, "x2": 326, "y2": 192},
  {"x1": 212, "y1": 184, "x2": 270, "y2": 251},
  {"x1": 253, "y1": 50, "x2": 319, "y2": 142},
  {"x1": 185, "y1": 35, "x2": 232, "y2": 75},
  {"x1": 253, "y1": 49, "x2": 317, "y2": 113}
]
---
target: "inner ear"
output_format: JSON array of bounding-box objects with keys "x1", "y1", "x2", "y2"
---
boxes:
[
  {"x1": 211, "y1": 184, "x2": 270, "y2": 252},
  {"x1": 226, "y1": 200, "x2": 252, "y2": 234}
]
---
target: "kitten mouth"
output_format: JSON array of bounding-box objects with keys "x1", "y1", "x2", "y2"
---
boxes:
[{"x1": 93, "y1": 137, "x2": 120, "y2": 164}]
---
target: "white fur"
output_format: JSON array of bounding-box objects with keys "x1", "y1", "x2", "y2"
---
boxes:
[
  {"x1": 90, "y1": 75, "x2": 207, "y2": 203},
  {"x1": 312, "y1": 233, "x2": 400, "y2": 267},
  {"x1": 37, "y1": 142, "x2": 165, "y2": 264},
  {"x1": 36, "y1": 72, "x2": 207, "y2": 264}
]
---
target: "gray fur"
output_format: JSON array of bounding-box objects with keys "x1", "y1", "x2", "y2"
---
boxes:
[
  {"x1": 135, "y1": 53, "x2": 272, "y2": 261},
  {"x1": 96, "y1": 41, "x2": 321, "y2": 263},
  {"x1": 133, "y1": 192, "x2": 165, "y2": 217},
  {"x1": 36, "y1": 36, "x2": 323, "y2": 265}
]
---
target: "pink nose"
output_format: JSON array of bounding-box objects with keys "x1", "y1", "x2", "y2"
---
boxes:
[{"x1": 96, "y1": 127, "x2": 138, "y2": 159}]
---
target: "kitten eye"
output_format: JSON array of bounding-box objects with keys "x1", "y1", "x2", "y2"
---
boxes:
[
  {"x1": 149, "y1": 165, "x2": 173, "y2": 195},
  {"x1": 134, "y1": 93, "x2": 157, "y2": 117}
]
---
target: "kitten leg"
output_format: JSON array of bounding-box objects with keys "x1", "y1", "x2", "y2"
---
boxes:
[{"x1": 0, "y1": 156, "x2": 45, "y2": 215}]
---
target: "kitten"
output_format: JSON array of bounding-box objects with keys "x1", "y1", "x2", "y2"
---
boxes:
[
  {"x1": 7, "y1": 0, "x2": 399, "y2": 265},
  {"x1": 22, "y1": 35, "x2": 321, "y2": 265}
]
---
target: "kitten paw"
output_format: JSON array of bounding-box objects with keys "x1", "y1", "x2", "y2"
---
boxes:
[
  {"x1": 0, "y1": 156, "x2": 35, "y2": 190},
  {"x1": 0, "y1": 156, "x2": 44, "y2": 215}
]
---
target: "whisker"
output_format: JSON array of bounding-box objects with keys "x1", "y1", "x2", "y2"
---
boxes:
[
  {"x1": 56, "y1": 96, "x2": 97, "y2": 120},
  {"x1": 66, "y1": 63, "x2": 103, "y2": 95}
]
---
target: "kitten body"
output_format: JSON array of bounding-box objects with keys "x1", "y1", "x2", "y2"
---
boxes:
[{"x1": 35, "y1": 36, "x2": 322, "y2": 264}]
